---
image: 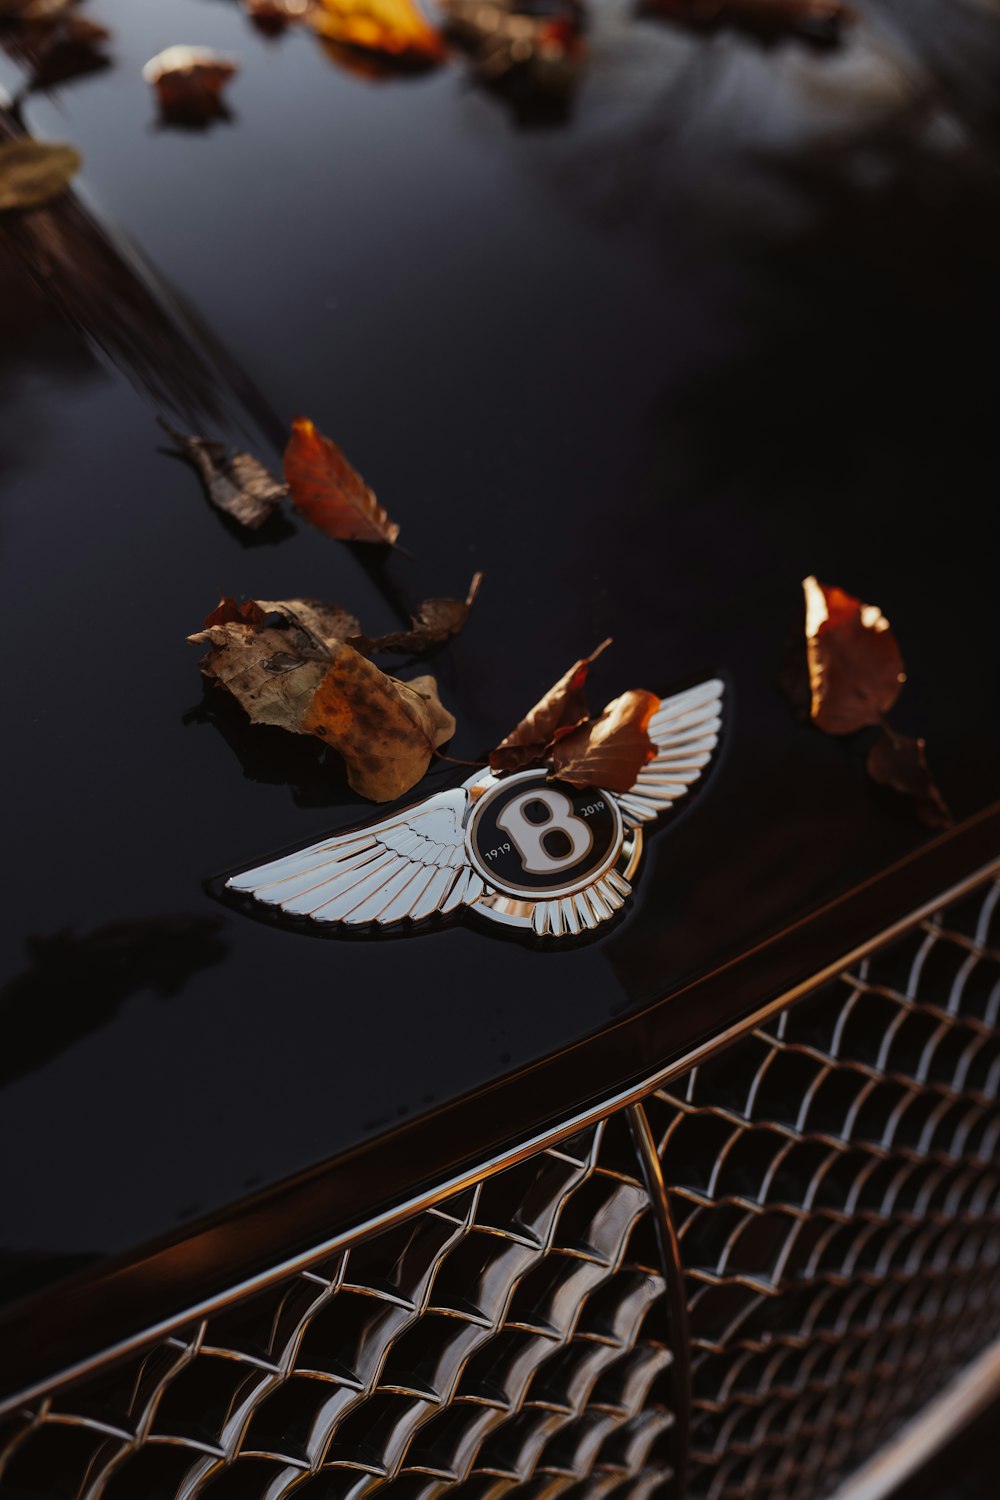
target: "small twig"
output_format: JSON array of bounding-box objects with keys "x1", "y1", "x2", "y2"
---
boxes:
[{"x1": 433, "y1": 749, "x2": 488, "y2": 768}]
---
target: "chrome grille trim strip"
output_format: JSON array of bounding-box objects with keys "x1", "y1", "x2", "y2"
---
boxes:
[
  {"x1": 3, "y1": 853, "x2": 999, "y2": 1423},
  {"x1": 828, "y1": 1331, "x2": 1000, "y2": 1500}
]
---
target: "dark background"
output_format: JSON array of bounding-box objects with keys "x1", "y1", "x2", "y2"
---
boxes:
[{"x1": 1, "y1": 0, "x2": 999, "y2": 1305}]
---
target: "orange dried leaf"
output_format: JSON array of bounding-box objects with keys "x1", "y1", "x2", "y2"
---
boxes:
[
  {"x1": 803, "y1": 575, "x2": 905, "y2": 736},
  {"x1": 307, "y1": 0, "x2": 446, "y2": 61},
  {"x1": 283, "y1": 416, "x2": 401, "y2": 546},
  {"x1": 549, "y1": 689, "x2": 658, "y2": 793},
  {"x1": 490, "y1": 638, "x2": 610, "y2": 776},
  {"x1": 302, "y1": 654, "x2": 455, "y2": 801},
  {"x1": 867, "y1": 731, "x2": 953, "y2": 831}
]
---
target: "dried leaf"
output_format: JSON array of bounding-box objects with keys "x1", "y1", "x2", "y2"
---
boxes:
[
  {"x1": 442, "y1": 0, "x2": 583, "y2": 90},
  {"x1": 161, "y1": 422, "x2": 287, "y2": 529},
  {"x1": 803, "y1": 575, "x2": 906, "y2": 737},
  {"x1": 203, "y1": 597, "x2": 269, "y2": 628},
  {"x1": 257, "y1": 597, "x2": 363, "y2": 647},
  {"x1": 0, "y1": 139, "x2": 80, "y2": 212},
  {"x1": 549, "y1": 689, "x2": 658, "y2": 792},
  {"x1": 142, "y1": 46, "x2": 238, "y2": 125},
  {"x1": 190, "y1": 605, "x2": 454, "y2": 802},
  {"x1": 355, "y1": 572, "x2": 482, "y2": 654},
  {"x1": 190, "y1": 619, "x2": 329, "y2": 733},
  {"x1": 284, "y1": 415, "x2": 401, "y2": 547},
  {"x1": 241, "y1": 0, "x2": 311, "y2": 30},
  {"x1": 303, "y1": 658, "x2": 454, "y2": 801},
  {"x1": 202, "y1": 596, "x2": 363, "y2": 643},
  {"x1": 867, "y1": 731, "x2": 953, "y2": 831},
  {"x1": 490, "y1": 638, "x2": 610, "y2": 776},
  {"x1": 307, "y1": 0, "x2": 446, "y2": 62}
]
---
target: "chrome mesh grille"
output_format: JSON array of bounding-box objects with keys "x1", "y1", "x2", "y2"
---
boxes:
[
  {"x1": 0, "y1": 1117, "x2": 676, "y2": 1500},
  {"x1": 645, "y1": 879, "x2": 1000, "y2": 1500},
  {"x1": 2, "y1": 877, "x2": 999, "y2": 1500}
]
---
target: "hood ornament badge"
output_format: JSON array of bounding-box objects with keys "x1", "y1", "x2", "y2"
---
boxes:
[{"x1": 226, "y1": 678, "x2": 723, "y2": 939}]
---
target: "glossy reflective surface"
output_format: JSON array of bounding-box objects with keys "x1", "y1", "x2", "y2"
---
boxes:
[{"x1": 2, "y1": 0, "x2": 1000, "y2": 1307}]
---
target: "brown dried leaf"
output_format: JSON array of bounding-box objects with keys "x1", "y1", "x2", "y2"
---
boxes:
[
  {"x1": 549, "y1": 689, "x2": 658, "y2": 792},
  {"x1": 490, "y1": 638, "x2": 610, "y2": 775},
  {"x1": 162, "y1": 423, "x2": 287, "y2": 529},
  {"x1": 189, "y1": 620, "x2": 329, "y2": 733},
  {"x1": 867, "y1": 730, "x2": 953, "y2": 831},
  {"x1": 355, "y1": 572, "x2": 482, "y2": 654},
  {"x1": 804, "y1": 575, "x2": 906, "y2": 736},
  {"x1": 284, "y1": 415, "x2": 401, "y2": 547},
  {"x1": 303, "y1": 657, "x2": 454, "y2": 801},
  {"x1": 202, "y1": 596, "x2": 363, "y2": 644},
  {"x1": 257, "y1": 597, "x2": 363, "y2": 648},
  {"x1": 0, "y1": 139, "x2": 80, "y2": 212},
  {"x1": 142, "y1": 46, "x2": 238, "y2": 125}
]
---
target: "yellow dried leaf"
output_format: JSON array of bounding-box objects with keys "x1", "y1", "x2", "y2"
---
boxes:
[
  {"x1": 307, "y1": 0, "x2": 446, "y2": 60},
  {"x1": 0, "y1": 140, "x2": 80, "y2": 213}
]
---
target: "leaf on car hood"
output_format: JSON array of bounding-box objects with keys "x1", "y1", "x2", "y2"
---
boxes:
[
  {"x1": 303, "y1": 659, "x2": 454, "y2": 800},
  {"x1": 353, "y1": 572, "x2": 482, "y2": 654},
  {"x1": 793, "y1": 575, "x2": 952, "y2": 829},
  {"x1": 161, "y1": 422, "x2": 287, "y2": 529},
  {"x1": 307, "y1": 0, "x2": 446, "y2": 62},
  {"x1": 490, "y1": 639, "x2": 610, "y2": 776},
  {"x1": 867, "y1": 730, "x2": 953, "y2": 831},
  {"x1": 142, "y1": 46, "x2": 238, "y2": 125},
  {"x1": 804, "y1": 574, "x2": 905, "y2": 736},
  {"x1": 549, "y1": 689, "x2": 658, "y2": 792},
  {"x1": 284, "y1": 415, "x2": 401, "y2": 547},
  {"x1": 0, "y1": 139, "x2": 80, "y2": 212},
  {"x1": 190, "y1": 599, "x2": 456, "y2": 801}
]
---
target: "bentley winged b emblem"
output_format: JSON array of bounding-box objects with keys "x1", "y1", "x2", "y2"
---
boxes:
[{"x1": 227, "y1": 678, "x2": 724, "y2": 938}]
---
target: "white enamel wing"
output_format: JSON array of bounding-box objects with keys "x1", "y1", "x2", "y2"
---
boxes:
[{"x1": 227, "y1": 678, "x2": 724, "y2": 934}]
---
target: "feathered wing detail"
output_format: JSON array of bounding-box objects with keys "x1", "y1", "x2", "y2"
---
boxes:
[
  {"x1": 226, "y1": 788, "x2": 486, "y2": 927},
  {"x1": 613, "y1": 678, "x2": 724, "y2": 827}
]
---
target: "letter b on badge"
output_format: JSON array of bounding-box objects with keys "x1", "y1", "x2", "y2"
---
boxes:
[{"x1": 496, "y1": 788, "x2": 594, "y2": 875}]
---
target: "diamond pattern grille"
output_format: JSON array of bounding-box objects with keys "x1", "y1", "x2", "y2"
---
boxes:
[
  {"x1": 645, "y1": 877, "x2": 1000, "y2": 1500},
  {"x1": 2, "y1": 877, "x2": 1000, "y2": 1500},
  {"x1": 0, "y1": 1116, "x2": 676, "y2": 1500}
]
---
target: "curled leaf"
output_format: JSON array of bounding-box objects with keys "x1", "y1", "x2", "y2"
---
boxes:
[
  {"x1": 161, "y1": 422, "x2": 287, "y2": 529},
  {"x1": 142, "y1": 46, "x2": 238, "y2": 125},
  {"x1": 303, "y1": 658, "x2": 454, "y2": 801},
  {"x1": 307, "y1": 0, "x2": 446, "y2": 62},
  {"x1": 0, "y1": 139, "x2": 80, "y2": 212},
  {"x1": 549, "y1": 689, "x2": 658, "y2": 792},
  {"x1": 355, "y1": 572, "x2": 482, "y2": 654},
  {"x1": 284, "y1": 415, "x2": 401, "y2": 547},
  {"x1": 867, "y1": 731, "x2": 953, "y2": 831},
  {"x1": 490, "y1": 639, "x2": 610, "y2": 775},
  {"x1": 804, "y1": 575, "x2": 905, "y2": 736}
]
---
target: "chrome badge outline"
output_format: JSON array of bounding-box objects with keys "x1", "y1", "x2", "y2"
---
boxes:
[{"x1": 225, "y1": 677, "x2": 724, "y2": 941}]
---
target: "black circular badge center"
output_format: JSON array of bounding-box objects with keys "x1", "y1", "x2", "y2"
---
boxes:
[{"x1": 469, "y1": 774, "x2": 621, "y2": 897}]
